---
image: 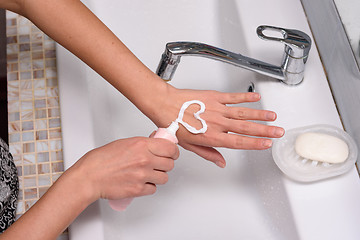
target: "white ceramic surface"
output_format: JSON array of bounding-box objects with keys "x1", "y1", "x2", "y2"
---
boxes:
[{"x1": 57, "y1": 0, "x2": 360, "y2": 239}]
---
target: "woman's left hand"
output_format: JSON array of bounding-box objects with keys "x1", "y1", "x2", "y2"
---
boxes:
[{"x1": 151, "y1": 85, "x2": 285, "y2": 168}]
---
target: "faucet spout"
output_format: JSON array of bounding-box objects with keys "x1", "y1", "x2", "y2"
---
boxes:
[{"x1": 156, "y1": 25, "x2": 311, "y2": 85}]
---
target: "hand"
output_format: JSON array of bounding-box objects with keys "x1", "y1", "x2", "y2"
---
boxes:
[
  {"x1": 152, "y1": 85, "x2": 284, "y2": 168},
  {"x1": 68, "y1": 137, "x2": 179, "y2": 202}
]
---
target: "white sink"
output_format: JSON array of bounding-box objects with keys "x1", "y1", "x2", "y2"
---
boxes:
[{"x1": 57, "y1": 0, "x2": 360, "y2": 239}]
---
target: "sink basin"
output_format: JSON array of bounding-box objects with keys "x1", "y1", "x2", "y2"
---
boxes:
[{"x1": 57, "y1": 0, "x2": 360, "y2": 239}]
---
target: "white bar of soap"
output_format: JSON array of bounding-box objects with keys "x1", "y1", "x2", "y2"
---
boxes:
[{"x1": 295, "y1": 132, "x2": 349, "y2": 163}]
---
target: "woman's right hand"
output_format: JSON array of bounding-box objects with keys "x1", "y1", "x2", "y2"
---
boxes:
[{"x1": 67, "y1": 137, "x2": 179, "y2": 203}]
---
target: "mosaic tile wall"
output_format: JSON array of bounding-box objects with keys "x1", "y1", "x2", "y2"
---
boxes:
[{"x1": 6, "y1": 11, "x2": 68, "y2": 240}]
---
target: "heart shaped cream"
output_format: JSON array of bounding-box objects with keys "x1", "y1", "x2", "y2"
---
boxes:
[{"x1": 176, "y1": 100, "x2": 207, "y2": 134}]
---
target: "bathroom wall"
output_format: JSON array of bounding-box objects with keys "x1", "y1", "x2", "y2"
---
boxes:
[{"x1": 6, "y1": 11, "x2": 68, "y2": 240}]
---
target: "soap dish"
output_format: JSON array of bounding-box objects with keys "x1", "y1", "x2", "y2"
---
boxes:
[{"x1": 272, "y1": 124, "x2": 358, "y2": 182}]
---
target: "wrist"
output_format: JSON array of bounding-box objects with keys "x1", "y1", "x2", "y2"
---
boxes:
[{"x1": 59, "y1": 159, "x2": 99, "y2": 207}]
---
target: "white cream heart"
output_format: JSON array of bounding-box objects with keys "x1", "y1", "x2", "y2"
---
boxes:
[{"x1": 176, "y1": 100, "x2": 207, "y2": 134}]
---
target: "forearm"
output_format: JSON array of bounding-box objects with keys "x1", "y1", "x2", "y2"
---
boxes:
[
  {"x1": 17, "y1": 0, "x2": 170, "y2": 121},
  {"x1": 0, "y1": 168, "x2": 94, "y2": 240}
]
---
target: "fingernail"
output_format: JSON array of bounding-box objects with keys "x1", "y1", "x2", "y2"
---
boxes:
[
  {"x1": 252, "y1": 93, "x2": 261, "y2": 100},
  {"x1": 275, "y1": 128, "x2": 285, "y2": 137},
  {"x1": 266, "y1": 112, "x2": 276, "y2": 120},
  {"x1": 263, "y1": 139, "x2": 272, "y2": 148},
  {"x1": 215, "y1": 161, "x2": 226, "y2": 168}
]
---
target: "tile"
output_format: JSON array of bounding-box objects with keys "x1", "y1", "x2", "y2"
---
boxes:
[
  {"x1": 45, "y1": 69, "x2": 57, "y2": 78},
  {"x1": 34, "y1": 88, "x2": 46, "y2": 99},
  {"x1": 20, "y1": 90, "x2": 33, "y2": 101},
  {"x1": 32, "y1": 51, "x2": 43, "y2": 60},
  {"x1": 46, "y1": 77, "x2": 58, "y2": 87},
  {"x1": 19, "y1": 62, "x2": 32, "y2": 71},
  {"x1": 44, "y1": 41, "x2": 55, "y2": 51},
  {"x1": 47, "y1": 98, "x2": 59, "y2": 108},
  {"x1": 45, "y1": 50, "x2": 56, "y2": 59},
  {"x1": 23, "y1": 164, "x2": 37, "y2": 176},
  {"x1": 6, "y1": 18, "x2": 16, "y2": 27},
  {"x1": 7, "y1": 62, "x2": 18, "y2": 72},
  {"x1": 23, "y1": 177, "x2": 37, "y2": 188},
  {"x1": 33, "y1": 79, "x2": 46, "y2": 89},
  {"x1": 38, "y1": 175, "x2": 51, "y2": 187},
  {"x1": 22, "y1": 131, "x2": 34, "y2": 142},
  {"x1": 7, "y1": 80, "x2": 19, "y2": 91},
  {"x1": 48, "y1": 108, "x2": 60, "y2": 118},
  {"x1": 7, "y1": 44, "x2": 19, "y2": 54},
  {"x1": 9, "y1": 143, "x2": 22, "y2": 155},
  {"x1": 35, "y1": 119, "x2": 47, "y2": 130},
  {"x1": 6, "y1": 26, "x2": 17, "y2": 36},
  {"x1": 49, "y1": 118, "x2": 60, "y2": 128},
  {"x1": 50, "y1": 139, "x2": 62, "y2": 151},
  {"x1": 31, "y1": 42, "x2": 43, "y2": 52},
  {"x1": 20, "y1": 110, "x2": 34, "y2": 121},
  {"x1": 19, "y1": 51, "x2": 31, "y2": 62},
  {"x1": 20, "y1": 71, "x2": 32, "y2": 80},
  {"x1": 19, "y1": 34, "x2": 30, "y2": 43},
  {"x1": 38, "y1": 163, "x2": 50, "y2": 174},
  {"x1": 36, "y1": 130, "x2": 48, "y2": 140},
  {"x1": 51, "y1": 151, "x2": 63, "y2": 161},
  {"x1": 18, "y1": 25, "x2": 31, "y2": 35},
  {"x1": 19, "y1": 80, "x2": 32, "y2": 90},
  {"x1": 34, "y1": 69, "x2": 44, "y2": 79},
  {"x1": 30, "y1": 32, "x2": 43, "y2": 42},
  {"x1": 7, "y1": 36, "x2": 17, "y2": 44},
  {"x1": 7, "y1": 72, "x2": 19, "y2": 81},
  {"x1": 7, "y1": 53, "x2": 18, "y2": 64},
  {"x1": 21, "y1": 100, "x2": 33, "y2": 110},
  {"x1": 23, "y1": 153, "x2": 36, "y2": 165},
  {"x1": 36, "y1": 141, "x2": 49, "y2": 152},
  {"x1": 23, "y1": 142, "x2": 35, "y2": 153},
  {"x1": 8, "y1": 112, "x2": 20, "y2": 122},
  {"x1": 37, "y1": 152, "x2": 49, "y2": 163},
  {"x1": 8, "y1": 121, "x2": 21, "y2": 133},
  {"x1": 9, "y1": 133, "x2": 20, "y2": 143},
  {"x1": 51, "y1": 162, "x2": 64, "y2": 173},
  {"x1": 46, "y1": 87, "x2": 59, "y2": 98},
  {"x1": 8, "y1": 91, "x2": 19, "y2": 101},
  {"x1": 8, "y1": 100, "x2": 19, "y2": 112},
  {"x1": 19, "y1": 43, "x2": 30, "y2": 52},
  {"x1": 35, "y1": 109, "x2": 47, "y2": 119},
  {"x1": 34, "y1": 99, "x2": 46, "y2": 109},
  {"x1": 45, "y1": 59, "x2": 56, "y2": 68},
  {"x1": 22, "y1": 121, "x2": 34, "y2": 131},
  {"x1": 32, "y1": 59, "x2": 44, "y2": 70},
  {"x1": 49, "y1": 129, "x2": 61, "y2": 139}
]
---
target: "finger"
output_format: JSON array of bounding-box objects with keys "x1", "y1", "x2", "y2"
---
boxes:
[
  {"x1": 218, "y1": 92, "x2": 261, "y2": 104},
  {"x1": 137, "y1": 183, "x2": 157, "y2": 197},
  {"x1": 148, "y1": 138, "x2": 180, "y2": 160},
  {"x1": 223, "y1": 119, "x2": 285, "y2": 138},
  {"x1": 210, "y1": 133, "x2": 273, "y2": 150},
  {"x1": 152, "y1": 157, "x2": 175, "y2": 172},
  {"x1": 224, "y1": 107, "x2": 277, "y2": 121},
  {"x1": 146, "y1": 171, "x2": 169, "y2": 185},
  {"x1": 181, "y1": 142, "x2": 226, "y2": 168}
]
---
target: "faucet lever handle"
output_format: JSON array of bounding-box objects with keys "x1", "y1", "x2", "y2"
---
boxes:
[{"x1": 256, "y1": 25, "x2": 311, "y2": 59}]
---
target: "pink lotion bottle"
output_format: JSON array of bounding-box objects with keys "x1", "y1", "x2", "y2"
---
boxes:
[{"x1": 108, "y1": 122, "x2": 179, "y2": 211}]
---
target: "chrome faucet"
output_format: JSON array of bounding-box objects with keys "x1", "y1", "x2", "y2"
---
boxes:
[{"x1": 156, "y1": 25, "x2": 311, "y2": 85}]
